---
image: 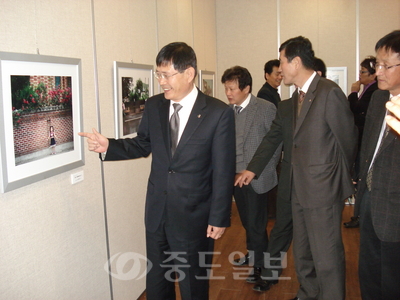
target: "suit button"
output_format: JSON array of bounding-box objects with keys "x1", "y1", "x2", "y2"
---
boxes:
[
  {"x1": 164, "y1": 191, "x2": 167, "y2": 195},
  {"x1": 294, "y1": 144, "x2": 297, "y2": 148}
]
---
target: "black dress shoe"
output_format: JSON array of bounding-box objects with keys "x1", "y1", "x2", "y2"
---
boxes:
[
  {"x1": 252, "y1": 279, "x2": 278, "y2": 292},
  {"x1": 232, "y1": 252, "x2": 251, "y2": 266},
  {"x1": 344, "y1": 216, "x2": 359, "y2": 228},
  {"x1": 246, "y1": 267, "x2": 261, "y2": 283}
]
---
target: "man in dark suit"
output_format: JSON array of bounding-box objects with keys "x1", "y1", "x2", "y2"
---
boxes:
[
  {"x1": 356, "y1": 30, "x2": 400, "y2": 300},
  {"x1": 257, "y1": 59, "x2": 283, "y2": 107},
  {"x1": 79, "y1": 42, "x2": 235, "y2": 300},
  {"x1": 236, "y1": 36, "x2": 357, "y2": 300},
  {"x1": 221, "y1": 66, "x2": 280, "y2": 284}
]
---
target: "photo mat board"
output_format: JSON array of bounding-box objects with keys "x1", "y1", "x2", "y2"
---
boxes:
[
  {"x1": 326, "y1": 67, "x2": 348, "y2": 94},
  {"x1": 114, "y1": 62, "x2": 153, "y2": 138},
  {"x1": 198, "y1": 70, "x2": 215, "y2": 97},
  {"x1": 0, "y1": 52, "x2": 84, "y2": 193}
]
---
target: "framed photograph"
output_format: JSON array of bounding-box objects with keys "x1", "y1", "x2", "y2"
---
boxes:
[
  {"x1": 0, "y1": 52, "x2": 84, "y2": 193},
  {"x1": 326, "y1": 67, "x2": 348, "y2": 94},
  {"x1": 198, "y1": 70, "x2": 215, "y2": 97},
  {"x1": 114, "y1": 62, "x2": 153, "y2": 138}
]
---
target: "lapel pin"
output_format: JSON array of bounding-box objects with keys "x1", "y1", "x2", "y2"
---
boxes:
[{"x1": 198, "y1": 114, "x2": 201, "y2": 118}]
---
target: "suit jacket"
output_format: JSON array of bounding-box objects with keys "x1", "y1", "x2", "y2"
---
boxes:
[
  {"x1": 249, "y1": 75, "x2": 357, "y2": 208},
  {"x1": 348, "y1": 81, "x2": 378, "y2": 146},
  {"x1": 356, "y1": 90, "x2": 400, "y2": 242},
  {"x1": 247, "y1": 98, "x2": 293, "y2": 203},
  {"x1": 257, "y1": 82, "x2": 281, "y2": 108},
  {"x1": 104, "y1": 89, "x2": 236, "y2": 233},
  {"x1": 237, "y1": 95, "x2": 281, "y2": 194}
]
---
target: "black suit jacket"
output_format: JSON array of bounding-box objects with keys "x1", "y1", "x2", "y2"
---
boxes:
[
  {"x1": 348, "y1": 81, "x2": 378, "y2": 147},
  {"x1": 356, "y1": 90, "x2": 400, "y2": 242},
  {"x1": 257, "y1": 82, "x2": 281, "y2": 108},
  {"x1": 105, "y1": 89, "x2": 236, "y2": 233}
]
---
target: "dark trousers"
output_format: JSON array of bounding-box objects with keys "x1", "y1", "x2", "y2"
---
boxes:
[
  {"x1": 359, "y1": 191, "x2": 400, "y2": 300},
  {"x1": 261, "y1": 193, "x2": 293, "y2": 279},
  {"x1": 145, "y1": 213, "x2": 214, "y2": 300},
  {"x1": 234, "y1": 184, "x2": 268, "y2": 268},
  {"x1": 291, "y1": 186, "x2": 345, "y2": 300}
]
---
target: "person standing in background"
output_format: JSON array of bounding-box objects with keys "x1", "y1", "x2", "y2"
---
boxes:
[
  {"x1": 344, "y1": 56, "x2": 378, "y2": 228},
  {"x1": 257, "y1": 59, "x2": 283, "y2": 107},
  {"x1": 222, "y1": 66, "x2": 280, "y2": 285}
]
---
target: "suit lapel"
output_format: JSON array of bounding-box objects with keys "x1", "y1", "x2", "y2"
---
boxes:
[
  {"x1": 375, "y1": 93, "x2": 395, "y2": 156},
  {"x1": 294, "y1": 75, "x2": 319, "y2": 137},
  {"x1": 243, "y1": 95, "x2": 258, "y2": 141},
  {"x1": 173, "y1": 90, "x2": 207, "y2": 156},
  {"x1": 159, "y1": 98, "x2": 172, "y2": 158}
]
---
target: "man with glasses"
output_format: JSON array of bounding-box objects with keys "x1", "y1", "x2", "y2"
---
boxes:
[
  {"x1": 356, "y1": 30, "x2": 400, "y2": 300},
  {"x1": 79, "y1": 42, "x2": 235, "y2": 300}
]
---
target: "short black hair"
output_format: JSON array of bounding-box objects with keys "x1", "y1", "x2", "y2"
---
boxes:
[
  {"x1": 221, "y1": 66, "x2": 252, "y2": 93},
  {"x1": 375, "y1": 30, "x2": 400, "y2": 56},
  {"x1": 360, "y1": 56, "x2": 376, "y2": 75},
  {"x1": 279, "y1": 36, "x2": 315, "y2": 70},
  {"x1": 314, "y1": 57, "x2": 327, "y2": 78},
  {"x1": 264, "y1": 59, "x2": 280, "y2": 80},
  {"x1": 156, "y1": 42, "x2": 197, "y2": 77}
]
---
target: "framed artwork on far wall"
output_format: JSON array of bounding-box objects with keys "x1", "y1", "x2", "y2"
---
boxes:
[
  {"x1": 198, "y1": 70, "x2": 215, "y2": 97},
  {"x1": 0, "y1": 51, "x2": 84, "y2": 193},
  {"x1": 114, "y1": 62, "x2": 153, "y2": 138},
  {"x1": 326, "y1": 67, "x2": 348, "y2": 94}
]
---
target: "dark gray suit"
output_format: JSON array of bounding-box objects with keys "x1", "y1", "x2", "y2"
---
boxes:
[
  {"x1": 249, "y1": 74, "x2": 357, "y2": 299},
  {"x1": 247, "y1": 97, "x2": 294, "y2": 280},
  {"x1": 356, "y1": 89, "x2": 400, "y2": 300},
  {"x1": 105, "y1": 89, "x2": 236, "y2": 300}
]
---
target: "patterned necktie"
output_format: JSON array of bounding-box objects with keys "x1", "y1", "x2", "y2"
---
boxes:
[
  {"x1": 298, "y1": 90, "x2": 305, "y2": 104},
  {"x1": 297, "y1": 90, "x2": 305, "y2": 116},
  {"x1": 235, "y1": 106, "x2": 242, "y2": 115},
  {"x1": 170, "y1": 103, "x2": 183, "y2": 156}
]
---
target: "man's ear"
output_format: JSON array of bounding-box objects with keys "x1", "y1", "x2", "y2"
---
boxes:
[
  {"x1": 293, "y1": 56, "x2": 301, "y2": 69},
  {"x1": 185, "y1": 67, "x2": 196, "y2": 82}
]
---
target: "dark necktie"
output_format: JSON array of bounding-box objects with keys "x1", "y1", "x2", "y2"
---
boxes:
[
  {"x1": 235, "y1": 106, "x2": 242, "y2": 115},
  {"x1": 170, "y1": 103, "x2": 182, "y2": 156}
]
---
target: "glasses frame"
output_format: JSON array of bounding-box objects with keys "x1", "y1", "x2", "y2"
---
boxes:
[
  {"x1": 154, "y1": 71, "x2": 180, "y2": 80},
  {"x1": 374, "y1": 62, "x2": 400, "y2": 71}
]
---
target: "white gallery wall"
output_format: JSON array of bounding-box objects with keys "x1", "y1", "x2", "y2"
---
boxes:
[
  {"x1": 216, "y1": 0, "x2": 400, "y2": 101},
  {"x1": 0, "y1": 0, "x2": 399, "y2": 299}
]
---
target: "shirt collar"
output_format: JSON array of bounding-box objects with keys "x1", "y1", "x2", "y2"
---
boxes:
[
  {"x1": 299, "y1": 71, "x2": 317, "y2": 94},
  {"x1": 234, "y1": 93, "x2": 251, "y2": 110}
]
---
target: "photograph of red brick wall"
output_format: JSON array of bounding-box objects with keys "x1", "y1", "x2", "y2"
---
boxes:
[{"x1": 11, "y1": 75, "x2": 74, "y2": 165}]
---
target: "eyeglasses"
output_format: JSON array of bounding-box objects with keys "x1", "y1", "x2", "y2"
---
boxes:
[
  {"x1": 154, "y1": 71, "x2": 180, "y2": 80},
  {"x1": 374, "y1": 63, "x2": 400, "y2": 71}
]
